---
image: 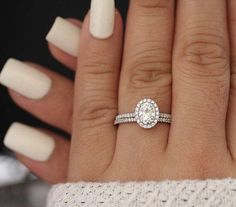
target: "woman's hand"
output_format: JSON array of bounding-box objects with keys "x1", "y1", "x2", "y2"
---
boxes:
[
  {"x1": 0, "y1": 17, "x2": 82, "y2": 183},
  {"x1": 2, "y1": 0, "x2": 236, "y2": 184}
]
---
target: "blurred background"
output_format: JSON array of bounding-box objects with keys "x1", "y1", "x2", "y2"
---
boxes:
[{"x1": 0, "y1": 1, "x2": 128, "y2": 206}]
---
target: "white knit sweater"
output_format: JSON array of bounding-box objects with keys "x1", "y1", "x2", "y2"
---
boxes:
[{"x1": 47, "y1": 178, "x2": 236, "y2": 206}]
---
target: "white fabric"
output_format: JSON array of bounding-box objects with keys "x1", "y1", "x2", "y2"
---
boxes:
[
  {"x1": 0, "y1": 156, "x2": 28, "y2": 187},
  {"x1": 47, "y1": 178, "x2": 236, "y2": 206}
]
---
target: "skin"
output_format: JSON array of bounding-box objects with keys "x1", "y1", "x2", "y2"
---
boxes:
[{"x1": 7, "y1": 0, "x2": 236, "y2": 184}]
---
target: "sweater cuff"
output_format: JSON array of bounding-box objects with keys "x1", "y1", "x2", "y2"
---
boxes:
[{"x1": 47, "y1": 178, "x2": 236, "y2": 207}]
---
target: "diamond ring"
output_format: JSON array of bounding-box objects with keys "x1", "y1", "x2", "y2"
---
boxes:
[{"x1": 114, "y1": 98, "x2": 171, "y2": 129}]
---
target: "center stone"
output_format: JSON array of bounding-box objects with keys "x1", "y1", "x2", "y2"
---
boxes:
[
  {"x1": 139, "y1": 103, "x2": 156, "y2": 124},
  {"x1": 135, "y1": 99, "x2": 160, "y2": 129}
]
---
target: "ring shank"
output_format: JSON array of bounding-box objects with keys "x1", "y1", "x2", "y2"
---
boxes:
[{"x1": 114, "y1": 112, "x2": 171, "y2": 125}]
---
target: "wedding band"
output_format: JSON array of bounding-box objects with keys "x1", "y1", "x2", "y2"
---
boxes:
[{"x1": 114, "y1": 98, "x2": 171, "y2": 129}]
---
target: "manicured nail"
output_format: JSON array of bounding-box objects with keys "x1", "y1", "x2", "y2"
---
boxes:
[
  {"x1": 90, "y1": 0, "x2": 115, "y2": 39},
  {"x1": 4, "y1": 123, "x2": 55, "y2": 162},
  {"x1": 0, "y1": 58, "x2": 52, "y2": 100},
  {"x1": 46, "y1": 17, "x2": 81, "y2": 57}
]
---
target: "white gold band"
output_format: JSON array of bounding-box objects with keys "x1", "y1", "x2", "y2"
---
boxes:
[{"x1": 115, "y1": 113, "x2": 171, "y2": 124}]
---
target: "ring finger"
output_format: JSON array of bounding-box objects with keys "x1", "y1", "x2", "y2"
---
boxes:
[{"x1": 114, "y1": 0, "x2": 175, "y2": 175}]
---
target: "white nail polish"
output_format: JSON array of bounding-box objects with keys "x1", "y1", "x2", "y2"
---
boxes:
[
  {"x1": 4, "y1": 123, "x2": 55, "y2": 162},
  {"x1": 46, "y1": 17, "x2": 81, "y2": 57},
  {"x1": 0, "y1": 58, "x2": 52, "y2": 100},
  {"x1": 90, "y1": 0, "x2": 115, "y2": 39}
]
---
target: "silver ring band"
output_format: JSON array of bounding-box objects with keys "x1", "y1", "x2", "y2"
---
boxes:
[{"x1": 114, "y1": 98, "x2": 171, "y2": 129}]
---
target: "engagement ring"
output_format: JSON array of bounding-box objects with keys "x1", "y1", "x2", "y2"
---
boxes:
[{"x1": 114, "y1": 99, "x2": 171, "y2": 129}]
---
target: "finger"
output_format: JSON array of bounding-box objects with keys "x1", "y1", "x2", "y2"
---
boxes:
[
  {"x1": 48, "y1": 44, "x2": 77, "y2": 70},
  {"x1": 4, "y1": 123, "x2": 69, "y2": 184},
  {"x1": 46, "y1": 17, "x2": 81, "y2": 70},
  {"x1": 227, "y1": 0, "x2": 236, "y2": 160},
  {"x1": 117, "y1": 0, "x2": 175, "y2": 164},
  {"x1": 170, "y1": 0, "x2": 230, "y2": 159},
  {"x1": 69, "y1": 6, "x2": 123, "y2": 181},
  {"x1": 0, "y1": 59, "x2": 73, "y2": 133}
]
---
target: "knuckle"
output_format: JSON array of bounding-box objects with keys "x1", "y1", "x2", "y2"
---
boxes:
[
  {"x1": 179, "y1": 33, "x2": 229, "y2": 78},
  {"x1": 134, "y1": 0, "x2": 169, "y2": 9},
  {"x1": 77, "y1": 96, "x2": 117, "y2": 129},
  {"x1": 80, "y1": 51, "x2": 115, "y2": 76},
  {"x1": 126, "y1": 44, "x2": 172, "y2": 91}
]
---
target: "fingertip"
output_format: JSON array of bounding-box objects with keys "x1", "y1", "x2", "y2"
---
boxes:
[
  {"x1": 46, "y1": 17, "x2": 81, "y2": 57},
  {"x1": 0, "y1": 58, "x2": 52, "y2": 100},
  {"x1": 3, "y1": 122, "x2": 56, "y2": 163},
  {"x1": 7, "y1": 63, "x2": 74, "y2": 134},
  {"x1": 46, "y1": 17, "x2": 83, "y2": 70},
  {"x1": 15, "y1": 132, "x2": 70, "y2": 184},
  {"x1": 90, "y1": 0, "x2": 118, "y2": 39},
  {"x1": 80, "y1": 9, "x2": 123, "y2": 47}
]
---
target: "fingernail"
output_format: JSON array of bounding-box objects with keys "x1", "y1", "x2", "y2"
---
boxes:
[
  {"x1": 90, "y1": 0, "x2": 115, "y2": 39},
  {"x1": 46, "y1": 17, "x2": 81, "y2": 57},
  {"x1": 0, "y1": 58, "x2": 52, "y2": 100},
  {"x1": 4, "y1": 123, "x2": 55, "y2": 162}
]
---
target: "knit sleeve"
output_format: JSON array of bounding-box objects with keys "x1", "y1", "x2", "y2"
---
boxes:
[{"x1": 47, "y1": 178, "x2": 236, "y2": 207}]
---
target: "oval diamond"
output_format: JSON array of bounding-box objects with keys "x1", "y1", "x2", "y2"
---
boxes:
[{"x1": 135, "y1": 99, "x2": 159, "y2": 129}]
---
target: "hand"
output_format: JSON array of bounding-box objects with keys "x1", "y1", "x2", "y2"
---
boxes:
[{"x1": 2, "y1": 0, "x2": 236, "y2": 183}]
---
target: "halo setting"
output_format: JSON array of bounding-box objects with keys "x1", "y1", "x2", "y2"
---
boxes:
[
  {"x1": 135, "y1": 99, "x2": 160, "y2": 129},
  {"x1": 114, "y1": 98, "x2": 171, "y2": 128}
]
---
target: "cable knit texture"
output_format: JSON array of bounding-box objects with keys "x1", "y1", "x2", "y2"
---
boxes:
[{"x1": 47, "y1": 178, "x2": 236, "y2": 207}]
